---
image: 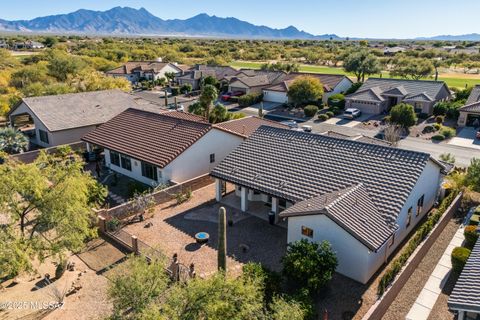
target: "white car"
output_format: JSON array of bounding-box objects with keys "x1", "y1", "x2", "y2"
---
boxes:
[
  {"x1": 343, "y1": 108, "x2": 362, "y2": 119},
  {"x1": 302, "y1": 125, "x2": 312, "y2": 132},
  {"x1": 280, "y1": 120, "x2": 298, "y2": 129}
]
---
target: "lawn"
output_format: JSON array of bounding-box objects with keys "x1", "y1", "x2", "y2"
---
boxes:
[{"x1": 230, "y1": 61, "x2": 480, "y2": 89}]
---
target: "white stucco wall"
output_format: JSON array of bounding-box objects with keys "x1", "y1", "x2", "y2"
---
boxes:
[
  {"x1": 263, "y1": 90, "x2": 288, "y2": 103},
  {"x1": 323, "y1": 77, "x2": 354, "y2": 103},
  {"x1": 163, "y1": 129, "x2": 243, "y2": 183},
  {"x1": 287, "y1": 214, "x2": 379, "y2": 283}
]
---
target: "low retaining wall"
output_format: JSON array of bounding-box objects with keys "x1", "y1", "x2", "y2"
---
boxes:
[
  {"x1": 362, "y1": 192, "x2": 463, "y2": 320},
  {"x1": 101, "y1": 174, "x2": 214, "y2": 220},
  {"x1": 10, "y1": 141, "x2": 86, "y2": 164}
]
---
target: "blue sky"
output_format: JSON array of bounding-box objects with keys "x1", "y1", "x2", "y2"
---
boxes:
[{"x1": 1, "y1": 0, "x2": 479, "y2": 38}]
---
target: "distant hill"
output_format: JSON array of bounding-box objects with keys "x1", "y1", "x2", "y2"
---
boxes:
[
  {"x1": 0, "y1": 7, "x2": 339, "y2": 40},
  {"x1": 415, "y1": 34, "x2": 480, "y2": 41}
]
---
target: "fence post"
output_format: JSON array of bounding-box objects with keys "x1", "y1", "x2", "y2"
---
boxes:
[
  {"x1": 131, "y1": 235, "x2": 139, "y2": 255},
  {"x1": 189, "y1": 263, "x2": 196, "y2": 279},
  {"x1": 98, "y1": 216, "x2": 106, "y2": 234}
]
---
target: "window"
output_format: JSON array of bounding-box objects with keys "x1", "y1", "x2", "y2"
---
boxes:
[
  {"x1": 301, "y1": 226, "x2": 314, "y2": 238},
  {"x1": 279, "y1": 199, "x2": 287, "y2": 208},
  {"x1": 110, "y1": 151, "x2": 120, "y2": 166},
  {"x1": 38, "y1": 129, "x2": 49, "y2": 144},
  {"x1": 209, "y1": 153, "x2": 215, "y2": 163},
  {"x1": 406, "y1": 207, "x2": 413, "y2": 228},
  {"x1": 141, "y1": 161, "x2": 158, "y2": 181},
  {"x1": 120, "y1": 154, "x2": 132, "y2": 171},
  {"x1": 417, "y1": 195, "x2": 425, "y2": 217}
]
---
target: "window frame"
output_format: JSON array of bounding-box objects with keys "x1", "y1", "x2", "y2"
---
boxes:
[
  {"x1": 38, "y1": 129, "x2": 49, "y2": 144},
  {"x1": 141, "y1": 161, "x2": 158, "y2": 181},
  {"x1": 120, "y1": 154, "x2": 132, "y2": 171},
  {"x1": 301, "y1": 226, "x2": 314, "y2": 238},
  {"x1": 406, "y1": 207, "x2": 413, "y2": 228},
  {"x1": 209, "y1": 153, "x2": 215, "y2": 163},
  {"x1": 417, "y1": 195, "x2": 425, "y2": 217},
  {"x1": 110, "y1": 151, "x2": 120, "y2": 167}
]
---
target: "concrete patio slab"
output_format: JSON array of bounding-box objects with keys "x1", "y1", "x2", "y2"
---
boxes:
[
  {"x1": 431, "y1": 264, "x2": 451, "y2": 280},
  {"x1": 424, "y1": 276, "x2": 443, "y2": 294},
  {"x1": 406, "y1": 302, "x2": 430, "y2": 320},
  {"x1": 416, "y1": 288, "x2": 441, "y2": 309},
  {"x1": 438, "y1": 253, "x2": 452, "y2": 268}
]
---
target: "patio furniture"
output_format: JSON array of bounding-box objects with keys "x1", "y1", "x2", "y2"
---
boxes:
[{"x1": 195, "y1": 232, "x2": 209, "y2": 244}]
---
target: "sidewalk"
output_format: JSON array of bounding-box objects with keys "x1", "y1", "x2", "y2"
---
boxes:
[{"x1": 405, "y1": 225, "x2": 465, "y2": 320}]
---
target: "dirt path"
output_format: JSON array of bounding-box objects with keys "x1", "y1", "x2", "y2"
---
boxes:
[{"x1": 382, "y1": 218, "x2": 461, "y2": 320}]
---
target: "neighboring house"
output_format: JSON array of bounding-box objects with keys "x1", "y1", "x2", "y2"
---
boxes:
[
  {"x1": 228, "y1": 70, "x2": 286, "y2": 95},
  {"x1": 13, "y1": 40, "x2": 45, "y2": 50},
  {"x1": 345, "y1": 78, "x2": 451, "y2": 115},
  {"x1": 448, "y1": 240, "x2": 480, "y2": 320},
  {"x1": 383, "y1": 46, "x2": 407, "y2": 56},
  {"x1": 8, "y1": 89, "x2": 161, "y2": 148},
  {"x1": 457, "y1": 85, "x2": 480, "y2": 127},
  {"x1": 211, "y1": 126, "x2": 446, "y2": 283},
  {"x1": 82, "y1": 111, "x2": 289, "y2": 186},
  {"x1": 105, "y1": 61, "x2": 183, "y2": 83},
  {"x1": 263, "y1": 73, "x2": 353, "y2": 104},
  {"x1": 0, "y1": 40, "x2": 9, "y2": 49},
  {"x1": 176, "y1": 65, "x2": 238, "y2": 90}
]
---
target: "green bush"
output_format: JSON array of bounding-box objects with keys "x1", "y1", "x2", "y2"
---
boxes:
[
  {"x1": 55, "y1": 259, "x2": 67, "y2": 279},
  {"x1": 127, "y1": 181, "x2": 149, "y2": 199},
  {"x1": 389, "y1": 103, "x2": 417, "y2": 128},
  {"x1": 303, "y1": 105, "x2": 319, "y2": 117},
  {"x1": 325, "y1": 111, "x2": 335, "y2": 118},
  {"x1": 327, "y1": 93, "x2": 345, "y2": 109},
  {"x1": 290, "y1": 288, "x2": 316, "y2": 320},
  {"x1": 464, "y1": 225, "x2": 479, "y2": 249},
  {"x1": 345, "y1": 82, "x2": 362, "y2": 95},
  {"x1": 180, "y1": 83, "x2": 192, "y2": 93},
  {"x1": 328, "y1": 106, "x2": 342, "y2": 115},
  {"x1": 432, "y1": 134, "x2": 445, "y2": 141},
  {"x1": 433, "y1": 123, "x2": 441, "y2": 131},
  {"x1": 170, "y1": 87, "x2": 180, "y2": 96},
  {"x1": 422, "y1": 125, "x2": 435, "y2": 134},
  {"x1": 107, "y1": 218, "x2": 120, "y2": 232},
  {"x1": 238, "y1": 93, "x2": 263, "y2": 107},
  {"x1": 440, "y1": 127, "x2": 456, "y2": 139},
  {"x1": 435, "y1": 115, "x2": 445, "y2": 124},
  {"x1": 452, "y1": 247, "x2": 471, "y2": 274},
  {"x1": 242, "y1": 263, "x2": 282, "y2": 303},
  {"x1": 318, "y1": 114, "x2": 329, "y2": 122},
  {"x1": 433, "y1": 103, "x2": 448, "y2": 116}
]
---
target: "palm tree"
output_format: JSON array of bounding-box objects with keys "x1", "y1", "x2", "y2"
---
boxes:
[
  {"x1": 0, "y1": 127, "x2": 29, "y2": 154},
  {"x1": 199, "y1": 84, "x2": 218, "y2": 120}
]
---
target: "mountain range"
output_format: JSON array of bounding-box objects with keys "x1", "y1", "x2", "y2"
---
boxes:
[{"x1": 0, "y1": 7, "x2": 339, "y2": 40}]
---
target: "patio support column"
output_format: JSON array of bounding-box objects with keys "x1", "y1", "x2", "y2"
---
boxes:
[
  {"x1": 271, "y1": 197, "x2": 279, "y2": 223},
  {"x1": 86, "y1": 142, "x2": 91, "y2": 152},
  {"x1": 458, "y1": 311, "x2": 465, "y2": 320},
  {"x1": 215, "y1": 178, "x2": 222, "y2": 202},
  {"x1": 240, "y1": 187, "x2": 249, "y2": 212}
]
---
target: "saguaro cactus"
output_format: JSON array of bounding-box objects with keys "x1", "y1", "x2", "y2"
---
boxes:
[{"x1": 217, "y1": 207, "x2": 227, "y2": 272}]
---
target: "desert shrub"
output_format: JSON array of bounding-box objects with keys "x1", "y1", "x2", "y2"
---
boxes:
[
  {"x1": 440, "y1": 127, "x2": 456, "y2": 139},
  {"x1": 318, "y1": 114, "x2": 329, "y2": 122},
  {"x1": 180, "y1": 83, "x2": 192, "y2": 93},
  {"x1": 303, "y1": 105, "x2": 319, "y2": 117},
  {"x1": 55, "y1": 259, "x2": 67, "y2": 279},
  {"x1": 433, "y1": 123, "x2": 442, "y2": 131},
  {"x1": 107, "y1": 218, "x2": 120, "y2": 232},
  {"x1": 389, "y1": 103, "x2": 417, "y2": 128},
  {"x1": 281, "y1": 239, "x2": 337, "y2": 293},
  {"x1": 242, "y1": 263, "x2": 282, "y2": 303},
  {"x1": 432, "y1": 134, "x2": 445, "y2": 141},
  {"x1": 452, "y1": 247, "x2": 471, "y2": 274},
  {"x1": 127, "y1": 181, "x2": 149, "y2": 199},
  {"x1": 170, "y1": 87, "x2": 180, "y2": 96},
  {"x1": 325, "y1": 111, "x2": 335, "y2": 118},
  {"x1": 289, "y1": 288, "x2": 316, "y2": 320},
  {"x1": 435, "y1": 115, "x2": 445, "y2": 124},
  {"x1": 422, "y1": 125, "x2": 435, "y2": 134},
  {"x1": 327, "y1": 93, "x2": 345, "y2": 109},
  {"x1": 464, "y1": 225, "x2": 479, "y2": 249},
  {"x1": 433, "y1": 103, "x2": 448, "y2": 116},
  {"x1": 238, "y1": 93, "x2": 263, "y2": 107},
  {"x1": 175, "y1": 188, "x2": 192, "y2": 204},
  {"x1": 328, "y1": 106, "x2": 342, "y2": 115}
]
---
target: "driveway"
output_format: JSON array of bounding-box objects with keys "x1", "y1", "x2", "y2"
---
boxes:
[
  {"x1": 323, "y1": 114, "x2": 372, "y2": 128},
  {"x1": 448, "y1": 127, "x2": 480, "y2": 150}
]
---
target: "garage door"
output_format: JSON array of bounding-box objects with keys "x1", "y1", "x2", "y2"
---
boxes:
[
  {"x1": 263, "y1": 90, "x2": 288, "y2": 103},
  {"x1": 467, "y1": 113, "x2": 480, "y2": 126},
  {"x1": 350, "y1": 102, "x2": 380, "y2": 114}
]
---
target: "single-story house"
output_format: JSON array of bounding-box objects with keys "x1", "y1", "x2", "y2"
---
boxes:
[
  {"x1": 228, "y1": 71, "x2": 286, "y2": 95},
  {"x1": 82, "y1": 111, "x2": 289, "y2": 186},
  {"x1": 8, "y1": 89, "x2": 161, "y2": 148},
  {"x1": 448, "y1": 240, "x2": 480, "y2": 320},
  {"x1": 345, "y1": 78, "x2": 451, "y2": 115},
  {"x1": 263, "y1": 73, "x2": 353, "y2": 104},
  {"x1": 106, "y1": 61, "x2": 183, "y2": 83},
  {"x1": 211, "y1": 126, "x2": 446, "y2": 283},
  {"x1": 175, "y1": 65, "x2": 239, "y2": 90},
  {"x1": 0, "y1": 40, "x2": 9, "y2": 49},
  {"x1": 457, "y1": 85, "x2": 480, "y2": 127},
  {"x1": 13, "y1": 40, "x2": 45, "y2": 50},
  {"x1": 383, "y1": 46, "x2": 407, "y2": 56}
]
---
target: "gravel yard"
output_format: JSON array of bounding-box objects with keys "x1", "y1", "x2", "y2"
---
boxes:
[{"x1": 382, "y1": 217, "x2": 462, "y2": 320}]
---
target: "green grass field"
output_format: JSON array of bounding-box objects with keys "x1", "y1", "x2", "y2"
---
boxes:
[{"x1": 230, "y1": 61, "x2": 480, "y2": 89}]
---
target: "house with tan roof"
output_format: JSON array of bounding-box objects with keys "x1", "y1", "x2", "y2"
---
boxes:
[
  {"x1": 262, "y1": 72, "x2": 353, "y2": 104},
  {"x1": 175, "y1": 65, "x2": 239, "y2": 90},
  {"x1": 211, "y1": 126, "x2": 447, "y2": 283},
  {"x1": 106, "y1": 61, "x2": 183, "y2": 83},
  {"x1": 82, "y1": 111, "x2": 288, "y2": 186},
  {"x1": 7, "y1": 89, "x2": 162, "y2": 148},
  {"x1": 345, "y1": 78, "x2": 451, "y2": 115},
  {"x1": 457, "y1": 85, "x2": 480, "y2": 127},
  {"x1": 227, "y1": 70, "x2": 287, "y2": 95}
]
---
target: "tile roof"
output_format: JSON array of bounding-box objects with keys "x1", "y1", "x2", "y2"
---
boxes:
[
  {"x1": 106, "y1": 61, "x2": 180, "y2": 75},
  {"x1": 320, "y1": 131, "x2": 392, "y2": 147},
  {"x1": 280, "y1": 183, "x2": 397, "y2": 250},
  {"x1": 211, "y1": 126, "x2": 438, "y2": 243},
  {"x1": 448, "y1": 240, "x2": 480, "y2": 313},
  {"x1": 213, "y1": 116, "x2": 289, "y2": 138},
  {"x1": 466, "y1": 85, "x2": 480, "y2": 105},
  {"x1": 459, "y1": 101, "x2": 480, "y2": 113},
  {"x1": 14, "y1": 90, "x2": 162, "y2": 132},
  {"x1": 82, "y1": 108, "x2": 212, "y2": 168},
  {"x1": 347, "y1": 78, "x2": 449, "y2": 102},
  {"x1": 230, "y1": 71, "x2": 286, "y2": 88},
  {"x1": 177, "y1": 65, "x2": 238, "y2": 81},
  {"x1": 264, "y1": 73, "x2": 351, "y2": 93}
]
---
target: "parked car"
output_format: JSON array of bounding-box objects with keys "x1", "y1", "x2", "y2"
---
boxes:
[
  {"x1": 302, "y1": 125, "x2": 312, "y2": 132},
  {"x1": 476, "y1": 130, "x2": 480, "y2": 139},
  {"x1": 343, "y1": 108, "x2": 362, "y2": 119},
  {"x1": 221, "y1": 91, "x2": 244, "y2": 101},
  {"x1": 167, "y1": 104, "x2": 184, "y2": 112},
  {"x1": 280, "y1": 120, "x2": 298, "y2": 129}
]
